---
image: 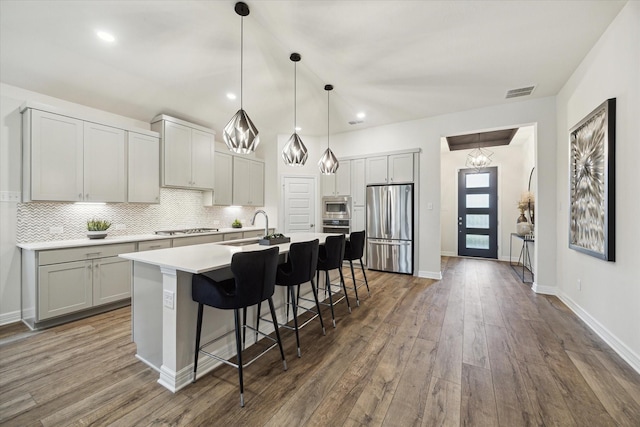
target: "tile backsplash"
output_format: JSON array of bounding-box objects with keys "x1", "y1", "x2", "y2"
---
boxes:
[{"x1": 17, "y1": 188, "x2": 257, "y2": 243}]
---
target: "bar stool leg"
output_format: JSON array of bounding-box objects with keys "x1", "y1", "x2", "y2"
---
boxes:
[
  {"x1": 289, "y1": 286, "x2": 301, "y2": 357},
  {"x1": 193, "y1": 303, "x2": 204, "y2": 383},
  {"x1": 254, "y1": 301, "x2": 262, "y2": 343},
  {"x1": 349, "y1": 259, "x2": 360, "y2": 306},
  {"x1": 242, "y1": 307, "x2": 248, "y2": 350},
  {"x1": 359, "y1": 258, "x2": 370, "y2": 295},
  {"x1": 268, "y1": 297, "x2": 288, "y2": 371},
  {"x1": 338, "y1": 267, "x2": 352, "y2": 313},
  {"x1": 233, "y1": 309, "x2": 245, "y2": 407},
  {"x1": 310, "y1": 278, "x2": 326, "y2": 335},
  {"x1": 325, "y1": 271, "x2": 337, "y2": 328}
]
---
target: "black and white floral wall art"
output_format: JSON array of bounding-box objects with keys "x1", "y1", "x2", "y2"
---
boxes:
[{"x1": 569, "y1": 98, "x2": 616, "y2": 261}]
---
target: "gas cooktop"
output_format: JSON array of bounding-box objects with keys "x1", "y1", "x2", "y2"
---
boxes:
[{"x1": 154, "y1": 228, "x2": 219, "y2": 236}]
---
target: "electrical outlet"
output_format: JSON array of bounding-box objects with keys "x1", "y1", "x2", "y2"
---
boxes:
[
  {"x1": 0, "y1": 191, "x2": 21, "y2": 202},
  {"x1": 49, "y1": 226, "x2": 63, "y2": 234},
  {"x1": 115, "y1": 223, "x2": 126, "y2": 230},
  {"x1": 163, "y1": 290, "x2": 175, "y2": 309},
  {"x1": 577, "y1": 279, "x2": 581, "y2": 291}
]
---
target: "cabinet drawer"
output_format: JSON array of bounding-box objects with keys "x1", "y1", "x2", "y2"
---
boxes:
[
  {"x1": 242, "y1": 230, "x2": 264, "y2": 239},
  {"x1": 172, "y1": 234, "x2": 223, "y2": 247},
  {"x1": 223, "y1": 232, "x2": 244, "y2": 241},
  {"x1": 39, "y1": 243, "x2": 136, "y2": 266},
  {"x1": 138, "y1": 240, "x2": 172, "y2": 252}
]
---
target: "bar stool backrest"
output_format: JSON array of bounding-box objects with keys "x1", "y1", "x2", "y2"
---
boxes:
[
  {"x1": 318, "y1": 234, "x2": 345, "y2": 271},
  {"x1": 278, "y1": 239, "x2": 319, "y2": 286},
  {"x1": 230, "y1": 247, "x2": 279, "y2": 307},
  {"x1": 345, "y1": 230, "x2": 365, "y2": 260}
]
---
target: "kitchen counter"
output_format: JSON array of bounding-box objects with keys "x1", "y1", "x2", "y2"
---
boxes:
[
  {"x1": 16, "y1": 227, "x2": 266, "y2": 251},
  {"x1": 120, "y1": 232, "x2": 338, "y2": 393}
]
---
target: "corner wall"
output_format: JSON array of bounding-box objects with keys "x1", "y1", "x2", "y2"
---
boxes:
[{"x1": 555, "y1": 2, "x2": 640, "y2": 370}]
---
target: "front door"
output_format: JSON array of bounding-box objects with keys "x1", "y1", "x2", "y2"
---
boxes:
[
  {"x1": 282, "y1": 176, "x2": 316, "y2": 233},
  {"x1": 457, "y1": 167, "x2": 498, "y2": 258}
]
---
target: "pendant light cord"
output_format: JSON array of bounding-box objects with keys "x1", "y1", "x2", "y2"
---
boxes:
[
  {"x1": 327, "y1": 89, "x2": 330, "y2": 149},
  {"x1": 240, "y1": 16, "x2": 244, "y2": 110},
  {"x1": 294, "y1": 61, "x2": 297, "y2": 132}
]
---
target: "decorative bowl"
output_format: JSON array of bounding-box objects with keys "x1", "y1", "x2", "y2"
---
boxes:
[{"x1": 87, "y1": 231, "x2": 108, "y2": 239}]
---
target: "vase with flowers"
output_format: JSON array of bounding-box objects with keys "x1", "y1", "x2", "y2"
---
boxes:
[{"x1": 516, "y1": 192, "x2": 534, "y2": 236}]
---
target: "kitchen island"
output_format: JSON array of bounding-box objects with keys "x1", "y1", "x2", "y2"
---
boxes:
[{"x1": 119, "y1": 232, "x2": 338, "y2": 392}]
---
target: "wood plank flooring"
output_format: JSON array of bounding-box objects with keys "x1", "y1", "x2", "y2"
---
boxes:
[{"x1": 1, "y1": 257, "x2": 639, "y2": 426}]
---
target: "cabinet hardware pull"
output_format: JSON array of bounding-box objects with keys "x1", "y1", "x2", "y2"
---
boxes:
[{"x1": 86, "y1": 252, "x2": 101, "y2": 257}]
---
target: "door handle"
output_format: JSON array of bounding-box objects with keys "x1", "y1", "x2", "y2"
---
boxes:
[{"x1": 310, "y1": 224, "x2": 314, "y2": 228}]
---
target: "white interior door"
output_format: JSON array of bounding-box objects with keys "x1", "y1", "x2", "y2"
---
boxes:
[{"x1": 282, "y1": 176, "x2": 316, "y2": 233}]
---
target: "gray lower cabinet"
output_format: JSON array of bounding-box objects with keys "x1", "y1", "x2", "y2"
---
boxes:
[{"x1": 22, "y1": 242, "x2": 135, "y2": 329}]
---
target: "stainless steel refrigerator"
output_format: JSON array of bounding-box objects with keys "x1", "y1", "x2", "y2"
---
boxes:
[{"x1": 366, "y1": 183, "x2": 414, "y2": 274}]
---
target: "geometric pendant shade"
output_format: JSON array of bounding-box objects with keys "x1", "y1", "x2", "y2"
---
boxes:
[
  {"x1": 282, "y1": 52, "x2": 308, "y2": 166},
  {"x1": 465, "y1": 147, "x2": 493, "y2": 171},
  {"x1": 318, "y1": 84, "x2": 339, "y2": 174}
]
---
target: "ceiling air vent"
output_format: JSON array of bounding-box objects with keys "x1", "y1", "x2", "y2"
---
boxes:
[{"x1": 506, "y1": 85, "x2": 536, "y2": 99}]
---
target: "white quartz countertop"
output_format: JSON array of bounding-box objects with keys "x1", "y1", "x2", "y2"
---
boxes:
[
  {"x1": 119, "y1": 232, "x2": 338, "y2": 274},
  {"x1": 16, "y1": 227, "x2": 266, "y2": 251}
]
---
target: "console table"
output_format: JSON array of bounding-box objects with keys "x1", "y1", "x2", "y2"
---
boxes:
[{"x1": 509, "y1": 233, "x2": 534, "y2": 283}]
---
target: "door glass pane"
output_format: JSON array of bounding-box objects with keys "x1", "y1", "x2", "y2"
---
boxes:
[
  {"x1": 466, "y1": 214, "x2": 489, "y2": 229},
  {"x1": 466, "y1": 235, "x2": 489, "y2": 249},
  {"x1": 466, "y1": 173, "x2": 490, "y2": 188},
  {"x1": 466, "y1": 194, "x2": 489, "y2": 208}
]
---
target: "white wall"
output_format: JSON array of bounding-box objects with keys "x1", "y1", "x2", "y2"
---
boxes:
[
  {"x1": 440, "y1": 140, "x2": 532, "y2": 261},
  {"x1": 331, "y1": 98, "x2": 556, "y2": 284},
  {"x1": 555, "y1": 2, "x2": 640, "y2": 370}
]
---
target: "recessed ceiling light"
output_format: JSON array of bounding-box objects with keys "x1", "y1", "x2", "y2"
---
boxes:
[
  {"x1": 96, "y1": 30, "x2": 116, "y2": 43},
  {"x1": 356, "y1": 112, "x2": 366, "y2": 119},
  {"x1": 226, "y1": 93, "x2": 237, "y2": 100},
  {"x1": 295, "y1": 126, "x2": 302, "y2": 132}
]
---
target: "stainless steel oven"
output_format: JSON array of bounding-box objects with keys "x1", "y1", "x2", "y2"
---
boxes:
[
  {"x1": 322, "y1": 196, "x2": 351, "y2": 220},
  {"x1": 322, "y1": 218, "x2": 351, "y2": 234}
]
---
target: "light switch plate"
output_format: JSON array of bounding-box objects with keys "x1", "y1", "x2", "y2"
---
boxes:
[
  {"x1": 163, "y1": 290, "x2": 175, "y2": 309},
  {"x1": 0, "y1": 191, "x2": 21, "y2": 202}
]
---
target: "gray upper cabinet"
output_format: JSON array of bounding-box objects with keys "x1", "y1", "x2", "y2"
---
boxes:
[
  {"x1": 128, "y1": 131, "x2": 160, "y2": 203},
  {"x1": 152, "y1": 115, "x2": 215, "y2": 190},
  {"x1": 22, "y1": 108, "x2": 127, "y2": 202},
  {"x1": 365, "y1": 153, "x2": 414, "y2": 184},
  {"x1": 233, "y1": 157, "x2": 264, "y2": 206},
  {"x1": 351, "y1": 158, "x2": 366, "y2": 206},
  {"x1": 322, "y1": 160, "x2": 351, "y2": 197},
  {"x1": 213, "y1": 151, "x2": 233, "y2": 205}
]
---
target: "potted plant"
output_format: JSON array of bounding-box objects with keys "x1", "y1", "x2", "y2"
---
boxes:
[
  {"x1": 231, "y1": 219, "x2": 242, "y2": 229},
  {"x1": 259, "y1": 233, "x2": 290, "y2": 246},
  {"x1": 86, "y1": 218, "x2": 111, "y2": 239}
]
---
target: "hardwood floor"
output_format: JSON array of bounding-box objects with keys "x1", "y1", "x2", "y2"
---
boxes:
[{"x1": 1, "y1": 257, "x2": 639, "y2": 426}]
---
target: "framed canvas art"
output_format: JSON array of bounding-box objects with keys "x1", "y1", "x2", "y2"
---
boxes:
[{"x1": 568, "y1": 98, "x2": 615, "y2": 261}]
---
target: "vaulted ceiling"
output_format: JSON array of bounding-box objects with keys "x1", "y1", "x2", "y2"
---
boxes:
[{"x1": 0, "y1": 1, "x2": 626, "y2": 139}]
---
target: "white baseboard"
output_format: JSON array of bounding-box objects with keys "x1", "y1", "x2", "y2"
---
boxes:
[
  {"x1": 418, "y1": 270, "x2": 442, "y2": 280},
  {"x1": 531, "y1": 282, "x2": 557, "y2": 295},
  {"x1": 441, "y1": 251, "x2": 457, "y2": 257},
  {"x1": 0, "y1": 310, "x2": 21, "y2": 326},
  {"x1": 556, "y1": 290, "x2": 640, "y2": 375}
]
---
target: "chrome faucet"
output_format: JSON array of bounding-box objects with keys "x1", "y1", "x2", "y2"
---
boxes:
[{"x1": 251, "y1": 210, "x2": 269, "y2": 237}]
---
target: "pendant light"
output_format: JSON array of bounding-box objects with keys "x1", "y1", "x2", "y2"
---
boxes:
[
  {"x1": 282, "y1": 53, "x2": 308, "y2": 166},
  {"x1": 318, "y1": 84, "x2": 339, "y2": 174},
  {"x1": 223, "y1": 2, "x2": 259, "y2": 154},
  {"x1": 465, "y1": 147, "x2": 493, "y2": 171}
]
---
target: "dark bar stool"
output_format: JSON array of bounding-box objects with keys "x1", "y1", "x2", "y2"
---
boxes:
[
  {"x1": 257, "y1": 239, "x2": 325, "y2": 358},
  {"x1": 316, "y1": 234, "x2": 351, "y2": 327},
  {"x1": 191, "y1": 247, "x2": 286, "y2": 407},
  {"x1": 344, "y1": 230, "x2": 370, "y2": 306}
]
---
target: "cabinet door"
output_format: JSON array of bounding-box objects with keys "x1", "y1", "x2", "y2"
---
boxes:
[
  {"x1": 366, "y1": 156, "x2": 388, "y2": 184},
  {"x1": 163, "y1": 121, "x2": 192, "y2": 187},
  {"x1": 351, "y1": 158, "x2": 366, "y2": 206},
  {"x1": 83, "y1": 122, "x2": 126, "y2": 202},
  {"x1": 213, "y1": 152, "x2": 233, "y2": 205},
  {"x1": 352, "y1": 205, "x2": 365, "y2": 233},
  {"x1": 191, "y1": 129, "x2": 215, "y2": 189},
  {"x1": 93, "y1": 256, "x2": 131, "y2": 306},
  {"x1": 232, "y1": 157, "x2": 250, "y2": 205},
  {"x1": 30, "y1": 110, "x2": 84, "y2": 201},
  {"x1": 248, "y1": 160, "x2": 264, "y2": 206},
  {"x1": 128, "y1": 132, "x2": 160, "y2": 203},
  {"x1": 39, "y1": 260, "x2": 92, "y2": 320},
  {"x1": 388, "y1": 153, "x2": 414, "y2": 183},
  {"x1": 321, "y1": 174, "x2": 337, "y2": 196},
  {"x1": 335, "y1": 160, "x2": 351, "y2": 196}
]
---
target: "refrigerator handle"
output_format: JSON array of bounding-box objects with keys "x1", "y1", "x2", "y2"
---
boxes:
[{"x1": 385, "y1": 189, "x2": 391, "y2": 236}]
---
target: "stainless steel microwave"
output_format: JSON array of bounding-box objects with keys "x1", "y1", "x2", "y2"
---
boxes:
[{"x1": 322, "y1": 196, "x2": 351, "y2": 219}]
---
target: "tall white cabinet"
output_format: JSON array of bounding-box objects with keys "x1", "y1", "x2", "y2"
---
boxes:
[
  {"x1": 151, "y1": 115, "x2": 215, "y2": 190},
  {"x1": 128, "y1": 132, "x2": 160, "y2": 203}
]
